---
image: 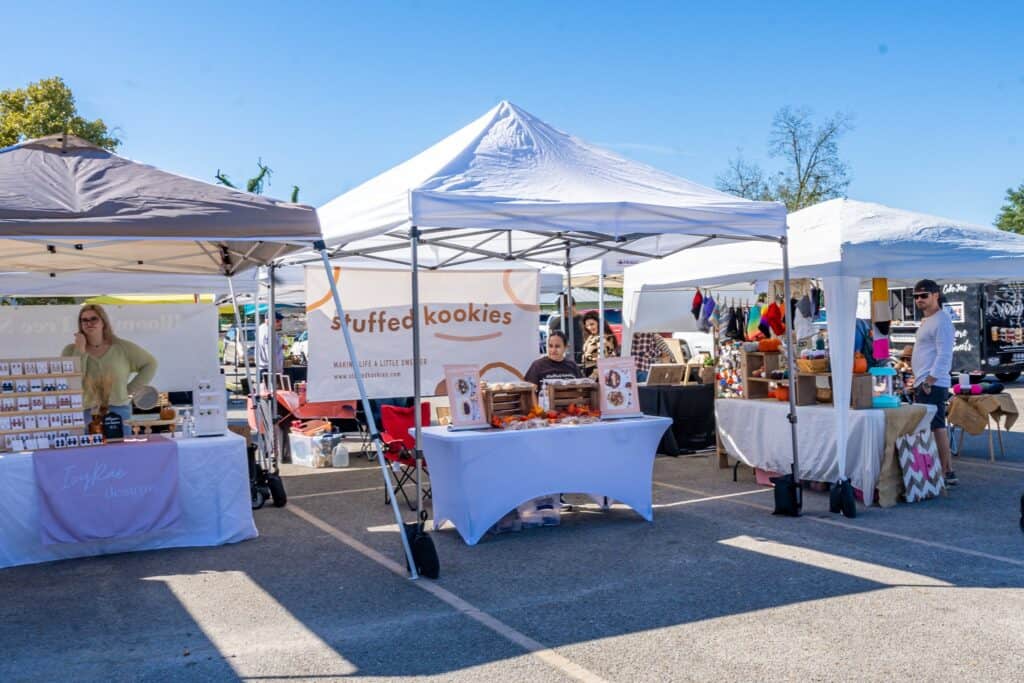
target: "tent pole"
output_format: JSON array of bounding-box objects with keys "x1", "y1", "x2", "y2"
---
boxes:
[
  {"x1": 781, "y1": 237, "x2": 802, "y2": 509},
  {"x1": 314, "y1": 242, "x2": 419, "y2": 579},
  {"x1": 564, "y1": 242, "x2": 574, "y2": 360},
  {"x1": 228, "y1": 277, "x2": 268, "y2": 467},
  {"x1": 409, "y1": 227, "x2": 427, "y2": 528},
  {"x1": 598, "y1": 260, "x2": 605, "y2": 360},
  {"x1": 267, "y1": 263, "x2": 278, "y2": 466}
]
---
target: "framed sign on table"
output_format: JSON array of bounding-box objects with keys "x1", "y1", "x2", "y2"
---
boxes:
[
  {"x1": 443, "y1": 365, "x2": 488, "y2": 430},
  {"x1": 597, "y1": 358, "x2": 642, "y2": 419}
]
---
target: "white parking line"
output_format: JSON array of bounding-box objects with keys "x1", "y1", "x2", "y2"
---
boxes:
[
  {"x1": 290, "y1": 486, "x2": 385, "y2": 500},
  {"x1": 287, "y1": 503, "x2": 609, "y2": 683}
]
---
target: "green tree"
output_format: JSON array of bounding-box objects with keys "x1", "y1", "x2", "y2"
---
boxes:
[
  {"x1": 216, "y1": 159, "x2": 300, "y2": 202},
  {"x1": 995, "y1": 183, "x2": 1024, "y2": 234},
  {"x1": 0, "y1": 76, "x2": 119, "y2": 150},
  {"x1": 717, "y1": 106, "x2": 853, "y2": 211}
]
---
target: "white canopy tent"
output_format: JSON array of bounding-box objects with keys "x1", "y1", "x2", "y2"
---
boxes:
[
  {"x1": 304, "y1": 100, "x2": 800, "y2": 543},
  {"x1": 624, "y1": 198, "x2": 1024, "y2": 488}
]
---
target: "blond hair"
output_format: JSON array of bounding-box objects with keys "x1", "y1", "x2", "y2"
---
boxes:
[{"x1": 77, "y1": 304, "x2": 117, "y2": 344}]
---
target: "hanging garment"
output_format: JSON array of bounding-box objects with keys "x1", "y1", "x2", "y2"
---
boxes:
[
  {"x1": 810, "y1": 287, "x2": 823, "y2": 317},
  {"x1": 719, "y1": 306, "x2": 733, "y2": 338},
  {"x1": 691, "y1": 289, "x2": 703, "y2": 321},
  {"x1": 746, "y1": 305, "x2": 764, "y2": 340},
  {"x1": 709, "y1": 297, "x2": 721, "y2": 330},
  {"x1": 699, "y1": 294, "x2": 717, "y2": 332},
  {"x1": 730, "y1": 306, "x2": 745, "y2": 340},
  {"x1": 764, "y1": 302, "x2": 786, "y2": 336},
  {"x1": 795, "y1": 295, "x2": 815, "y2": 340}
]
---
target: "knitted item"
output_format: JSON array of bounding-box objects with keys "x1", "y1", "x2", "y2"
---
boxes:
[
  {"x1": 746, "y1": 305, "x2": 764, "y2": 341},
  {"x1": 691, "y1": 289, "x2": 703, "y2": 321},
  {"x1": 699, "y1": 294, "x2": 716, "y2": 332},
  {"x1": 764, "y1": 302, "x2": 786, "y2": 336}
]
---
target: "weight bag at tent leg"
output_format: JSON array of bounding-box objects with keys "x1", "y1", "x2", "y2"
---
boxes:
[
  {"x1": 404, "y1": 522, "x2": 440, "y2": 579},
  {"x1": 829, "y1": 479, "x2": 857, "y2": 518},
  {"x1": 268, "y1": 472, "x2": 287, "y2": 508},
  {"x1": 770, "y1": 473, "x2": 802, "y2": 516},
  {"x1": 839, "y1": 479, "x2": 856, "y2": 518}
]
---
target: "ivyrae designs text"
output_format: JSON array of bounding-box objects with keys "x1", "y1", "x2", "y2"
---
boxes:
[{"x1": 331, "y1": 304, "x2": 513, "y2": 333}]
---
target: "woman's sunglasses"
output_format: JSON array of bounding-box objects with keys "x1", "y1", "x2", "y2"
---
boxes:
[
  {"x1": 912, "y1": 292, "x2": 934, "y2": 300},
  {"x1": 79, "y1": 316, "x2": 102, "y2": 324}
]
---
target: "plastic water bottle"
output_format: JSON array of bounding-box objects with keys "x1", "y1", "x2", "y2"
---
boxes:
[{"x1": 539, "y1": 382, "x2": 549, "y2": 412}]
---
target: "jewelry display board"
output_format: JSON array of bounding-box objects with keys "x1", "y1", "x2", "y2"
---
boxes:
[{"x1": 0, "y1": 356, "x2": 90, "y2": 452}]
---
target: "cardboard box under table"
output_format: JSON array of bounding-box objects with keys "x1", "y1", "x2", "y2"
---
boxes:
[
  {"x1": 716, "y1": 400, "x2": 935, "y2": 506},
  {"x1": 417, "y1": 416, "x2": 671, "y2": 545}
]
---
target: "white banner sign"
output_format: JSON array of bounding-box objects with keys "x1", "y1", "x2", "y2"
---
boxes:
[
  {"x1": 0, "y1": 304, "x2": 219, "y2": 392},
  {"x1": 305, "y1": 266, "x2": 539, "y2": 400}
]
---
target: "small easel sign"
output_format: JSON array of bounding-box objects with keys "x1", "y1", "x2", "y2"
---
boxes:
[
  {"x1": 443, "y1": 365, "x2": 488, "y2": 430},
  {"x1": 597, "y1": 358, "x2": 642, "y2": 419}
]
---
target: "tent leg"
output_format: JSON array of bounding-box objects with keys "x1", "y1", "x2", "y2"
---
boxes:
[
  {"x1": 315, "y1": 242, "x2": 419, "y2": 579},
  {"x1": 781, "y1": 237, "x2": 802, "y2": 515},
  {"x1": 229, "y1": 278, "x2": 273, "y2": 481},
  {"x1": 564, "y1": 242, "x2": 574, "y2": 358},
  {"x1": 267, "y1": 263, "x2": 278, "y2": 468},
  {"x1": 409, "y1": 228, "x2": 427, "y2": 526},
  {"x1": 598, "y1": 264, "x2": 605, "y2": 362}
]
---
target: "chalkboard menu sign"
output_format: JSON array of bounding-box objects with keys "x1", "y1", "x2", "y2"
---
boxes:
[
  {"x1": 984, "y1": 283, "x2": 1024, "y2": 359},
  {"x1": 940, "y1": 282, "x2": 980, "y2": 373}
]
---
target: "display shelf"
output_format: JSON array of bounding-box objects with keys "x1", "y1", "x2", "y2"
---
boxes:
[{"x1": 0, "y1": 373, "x2": 82, "y2": 380}]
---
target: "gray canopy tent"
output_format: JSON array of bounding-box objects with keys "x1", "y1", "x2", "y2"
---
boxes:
[
  {"x1": 303, "y1": 101, "x2": 801, "y2": 574},
  {"x1": 0, "y1": 133, "x2": 334, "y2": 556}
]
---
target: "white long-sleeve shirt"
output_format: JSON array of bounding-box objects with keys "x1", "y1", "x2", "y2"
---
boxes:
[{"x1": 911, "y1": 308, "x2": 955, "y2": 388}]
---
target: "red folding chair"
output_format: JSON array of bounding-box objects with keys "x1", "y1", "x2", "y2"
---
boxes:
[{"x1": 380, "y1": 403, "x2": 432, "y2": 510}]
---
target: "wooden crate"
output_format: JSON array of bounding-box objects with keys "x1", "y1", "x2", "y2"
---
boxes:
[
  {"x1": 544, "y1": 384, "x2": 599, "y2": 412},
  {"x1": 484, "y1": 386, "x2": 536, "y2": 421}
]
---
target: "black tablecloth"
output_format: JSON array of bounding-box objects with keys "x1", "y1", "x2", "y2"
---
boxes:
[{"x1": 638, "y1": 384, "x2": 716, "y2": 455}]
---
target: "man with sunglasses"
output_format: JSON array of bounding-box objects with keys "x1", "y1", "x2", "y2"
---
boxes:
[{"x1": 910, "y1": 279, "x2": 957, "y2": 485}]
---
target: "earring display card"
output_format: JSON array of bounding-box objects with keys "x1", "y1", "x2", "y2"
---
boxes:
[{"x1": 0, "y1": 356, "x2": 84, "y2": 452}]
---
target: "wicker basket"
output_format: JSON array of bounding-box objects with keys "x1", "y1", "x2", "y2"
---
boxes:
[
  {"x1": 815, "y1": 387, "x2": 833, "y2": 403},
  {"x1": 797, "y1": 358, "x2": 830, "y2": 374}
]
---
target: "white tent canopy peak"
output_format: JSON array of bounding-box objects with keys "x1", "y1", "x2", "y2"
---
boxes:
[{"x1": 316, "y1": 101, "x2": 787, "y2": 268}]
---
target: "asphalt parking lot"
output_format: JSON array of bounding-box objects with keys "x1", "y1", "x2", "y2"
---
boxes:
[{"x1": 2, "y1": 399, "x2": 1023, "y2": 683}]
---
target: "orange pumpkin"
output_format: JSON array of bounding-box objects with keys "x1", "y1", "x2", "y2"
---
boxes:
[{"x1": 853, "y1": 353, "x2": 868, "y2": 374}]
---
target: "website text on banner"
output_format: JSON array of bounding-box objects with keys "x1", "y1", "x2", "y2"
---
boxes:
[
  {"x1": 0, "y1": 304, "x2": 219, "y2": 393},
  {"x1": 305, "y1": 267, "x2": 539, "y2": 401}
]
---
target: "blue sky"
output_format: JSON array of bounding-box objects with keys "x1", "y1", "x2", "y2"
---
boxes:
[{"x1": 3, "y1": 1, "x2": 1022, "y2": 225}]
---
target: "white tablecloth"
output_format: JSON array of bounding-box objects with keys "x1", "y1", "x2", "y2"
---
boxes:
[
  {"x1": 419, "y1": 416, "x2": 671, "y2": 545},
  {"x1": 0, "y1": 433, "x2": 257, "y2": 569},
  {"x1": 716, "y1": 400, "x2": 935, "y2": 499}
]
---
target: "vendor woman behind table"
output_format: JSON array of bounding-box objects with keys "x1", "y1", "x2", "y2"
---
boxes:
[
  {"x1": 524, "y1": 330, "x2": 581, "y2": 387},
  {"x1": 61, "y1": 304, "x2": 157, "y2": 435}
]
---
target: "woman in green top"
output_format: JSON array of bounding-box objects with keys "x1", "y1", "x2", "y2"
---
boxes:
[{"x1": 61, "y1": 304, "x2": 158, "y2": 436}]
